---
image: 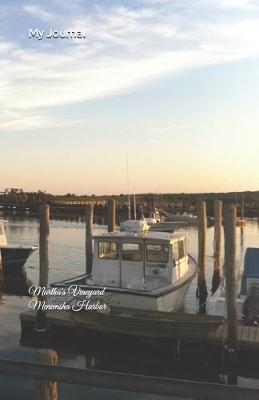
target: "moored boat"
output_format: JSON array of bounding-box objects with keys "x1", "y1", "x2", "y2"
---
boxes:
[
  {"x1": 52, "y1": 220, "x2": 198, "y2": 312},
  {"x1": 0, "y1": 220, "x2": 37, "y2": 274}
]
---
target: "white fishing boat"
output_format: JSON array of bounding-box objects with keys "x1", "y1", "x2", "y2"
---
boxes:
[
  {"x1": 0, "y1": 220, "x2": 37, "y2": 274},
  {"x1": 53, "y1": 220, "x2": 197, "y2": 312},
  {"x1": 208, "y1": 247, "x2": 259, "y2": 325}
]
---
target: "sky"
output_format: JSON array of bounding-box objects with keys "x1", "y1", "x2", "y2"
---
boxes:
[{"x1": 1, "y1": 0, "x2": 259, "y2": 195}]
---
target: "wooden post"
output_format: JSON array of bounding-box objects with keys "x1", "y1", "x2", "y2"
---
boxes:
[
  {"x1": 107, "y1": 199, "x2": 116, "y2": 232},
  {"x1": 212, "y1": 200, "x2": 222, "y2": 294},
  {"x1": 39, "y1": 205, "x2": 49, "y2": 287},
  {"x1": 36, "y1": 205, "x2": 49, "y2": 332},
  {"x1": 0, "y1": 238, "x2": 2, "y2": 274},
  {"x1": 223, "y1": 204, "x2": 238, "y2": 385},
  {"x1": 197, "y1": 201, "x2": 208, "y2": 313},
  {"x1": 86, "y1": 203, "x2": 94, "y2": 275},
  {"x1": 33, "y1": 348, "x2": 58, "y2": 400}
]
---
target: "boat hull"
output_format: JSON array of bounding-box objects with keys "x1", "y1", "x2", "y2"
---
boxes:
[
  {"x1": 52, "y1": 256, "x2": 197, "y2": 313},
  {"x1": 98, "y1": 277, "x2": 194, "y2": 312},
  {"x1": 0, "y1": 246, "x2": 37, "y2": 275}
]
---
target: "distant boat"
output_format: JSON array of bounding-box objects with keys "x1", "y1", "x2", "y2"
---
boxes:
[
  {"x1": 143, "y1": 209, "x2": 197, "y2": 231},
  {"x1": 0, "y1": 220, "x2": 37, "y2": 274},
  {"x1": 144, "y1": 209, "x2": 163, "y2": 225},
  {"x1": 167, "y1": 212, "x2": 198, "y2": 223},
  {"x1": 53, "y1": 220, "x2": 198, "y2": 313}
]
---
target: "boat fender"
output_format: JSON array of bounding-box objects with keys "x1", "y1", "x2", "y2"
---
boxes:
[{"x1": 243, "y1": 286, "x2": 259, "y2": 326}]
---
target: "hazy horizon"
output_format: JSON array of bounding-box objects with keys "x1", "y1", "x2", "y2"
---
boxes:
[{"x1": 12, "y1": 188, "x2": 259, "y2": 197}]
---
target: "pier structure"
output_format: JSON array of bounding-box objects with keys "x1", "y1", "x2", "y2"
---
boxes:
[{"x1": 1, "y1": 188, "x2": 259, "y2": 220}]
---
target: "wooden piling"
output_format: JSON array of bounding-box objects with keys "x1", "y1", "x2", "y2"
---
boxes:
[
  {"x1": 39, "y1": 205, "x2": 49, "y2": 287},
  {"x1": 33, "y1": 348, "x2": 58, "y2": 400},
  {"x1": 212, "y1": 200, "x2": 222, "y2": 294},
  {"x1": 36, "y1": 205, "x2": 49, "y2": 332},
  {"x1": 86, "y1": 203, "x2": 94, "y2": 275},
  {"x1": 107, "y1": 199, "x2": 116, "y2": 232},
  {"x1": 0, "y1": 237, "x2": 2, "y2": 274},
  {"x1": 0, "y1": 243, "x2": 3, "y2": 293},
  {"x1": 223, "y1": 204, "x2": 238, "y2": 385},
  {"x1": 197, "y1": 201, "x2": 208, "y2": 313}
]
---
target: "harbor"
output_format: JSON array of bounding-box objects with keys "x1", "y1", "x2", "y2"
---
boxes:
[{"x1": 1, "y1": 200, "x2": 259, "y2": 399}]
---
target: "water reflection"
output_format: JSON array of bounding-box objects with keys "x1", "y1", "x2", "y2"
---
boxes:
[
  {"x1": 211, "y1": 266, "x2": 221, "y2": 295},
  {"x1": 1, "y1": 269, "x2": 32, "y2": 297},
  {"x1": 240, "y1": 226, "x2": 245, "y2": 257}
]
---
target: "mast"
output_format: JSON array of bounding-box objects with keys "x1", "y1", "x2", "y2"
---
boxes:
[
  {"x1": 241, "y1": 194, "x2": 245, "y2": 220},
  {"x1": 126, "y1": 155, "x2": 131, "y2": 220},
  {"x1": 133, "y1": 192, "x2": 137, "y2": 220}
]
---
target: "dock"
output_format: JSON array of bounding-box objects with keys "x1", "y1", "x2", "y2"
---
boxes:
[
  {"x1": 20, "y1": 307, "x2": 259, "y2": 351},
  {"x1": 208, "y1": 322, "x2": 259, "y2": 349}
]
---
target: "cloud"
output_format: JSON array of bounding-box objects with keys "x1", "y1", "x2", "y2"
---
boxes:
[
  {"x1": 0, "y1": 109, "x2": 89, "y2": 131},
  {"x1": 1, "y1": 1, "x2": 259, "y2": 131},
  {"x1": 147, "y1": 138, "x2": 163, "y2": 145},
  {"x1": 142, "y1": 0, "x2": 259, "y2": 9},
  {"x1": 23, "y1": 4, "x2": 55, "y2": 22},
  {"x1": 211, "y1": 0, "x2": 259, "y2": 9}
]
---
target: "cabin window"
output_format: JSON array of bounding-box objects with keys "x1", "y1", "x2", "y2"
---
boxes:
[
  {"x1": 173, "y1": 242, "x2": 179, "y2": 262},
  {"x1": 173, "y1": 240, "x2": 186, "y2": 262},
  {"x1": 178, "y1": 240, "x2": 186, "y2": 259},
  {"x1": 98, "y1": 241, "x2": 119, "y2": 260},
  {"x1": 146, "y1": 244, "x2": 169, "y2": 263},
  {"x1": 122, "y1": 243, "x2": 142, "y2": 261}
]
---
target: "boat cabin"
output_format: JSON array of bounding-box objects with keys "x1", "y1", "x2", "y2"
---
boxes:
[{"x1": 91, "y1": 231, "x2": 188, "y2": 291}]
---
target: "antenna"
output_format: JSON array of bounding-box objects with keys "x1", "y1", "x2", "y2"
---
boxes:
[{"x1": 126, "y1": 155, "x2": 131, "y2": 220}]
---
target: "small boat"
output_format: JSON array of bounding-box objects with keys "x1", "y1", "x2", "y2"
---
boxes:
[
  {"x1": 208, "y1": 247, "x2": 259, "y2": 325},
  {"x1": 52, "y1": 220, "x2": 198, "y2": 312},
  {"x1": 144, "y1": 209, "x2": 164, "y2": 225},
  {"x1": 167, "y1": 212, "x2": 197, "y2": 222},
  {"x1": 141, "y1": 209, "x2": 185, "y2": 232},
  {"x1": 0, "y1": 220, "x2": 37, "y2": 274}
]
